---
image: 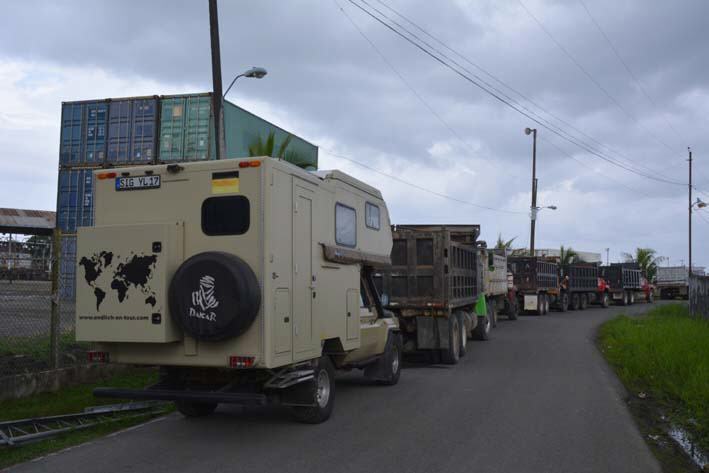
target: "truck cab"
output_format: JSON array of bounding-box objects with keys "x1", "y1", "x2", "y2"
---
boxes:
[{"x1": 76, "y1": 157, "x2": 402, "y2": 423}]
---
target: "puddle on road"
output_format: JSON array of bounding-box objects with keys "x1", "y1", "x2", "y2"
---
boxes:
[{"x1": 668, "y1": 425, "x2": 708, "y2": 470}]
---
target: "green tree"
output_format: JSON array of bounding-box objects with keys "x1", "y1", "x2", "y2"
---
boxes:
[
  {"x1": 622, "y1": 248, "x2": 664, "y2": 281},
  {"x1": 559, "y1": 245, "x2": 579, "y2": 265},
  {"x1": 495, "y1": 233, "x2": 517, "y2": 250},
  {"x1": 248, "y1": 132, "x2": 292, "y2": 159}
]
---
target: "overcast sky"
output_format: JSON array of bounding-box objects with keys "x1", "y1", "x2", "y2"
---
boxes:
[{"x1": 1, "y1": 0, "x2": 707, "y2": 267}]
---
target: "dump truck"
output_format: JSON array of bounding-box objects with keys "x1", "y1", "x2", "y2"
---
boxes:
[
  {"x1": 373, "y1": 225, "x2": 489, "y2": 365},
  {"x1": 479, "y1": 245, "x2": 518, "y2": 322},
  {"x1": 74, "y1": 157, "x2": 402, "y2": 424},
  {"x1": 559, "y1": 263, "x2": 608, "y2": 310},
  {"x1": 507, "y1": 256, "x2": 560, "y2": 315},
  {"x1": 655, "y1": 266, "x2": 696, "y2": 299},
  {"x1": 600, "y1": 263, "x2": 652, "y2": 305}
]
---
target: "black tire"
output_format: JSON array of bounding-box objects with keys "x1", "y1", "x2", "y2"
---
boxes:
[
  {"x1": 544, "y1": 294, "x2": 550, "y2": 314},
  {"x1": 648, "y1": 292, "x2": 654, "y2": 304},
  {"x1": 580, "y1": 294, "x2": 589, "y2": 310},
  {"x1": 375, "y1": 332, "x2": 403, "y2": 386},
  {"x1": 570, "y1": 293, "x2": 580, "y2": 311},
  {"x1": 474, "y1": 311, "x2": 492, "y2": 341},
  {"x1": 621, "y1": 291, "x2": 628, "y2": 306},
  {"x1": 560, "y1": 292, "x2": 569, "y2": 312},
  {"x1": 291, "y1": 357, "x2": 336, "y2": 424},
  {"x1": 175, "y1": 401, "x2": 218, "y2": 418},
  {"x1": 535, "y1": 294, "x2": 544, "y2": 316},
  {"x1": 168, "y1": 251, "x2": 261, "y2": 341},
  {"x1": 629, "y1": 292, "x2": 635, "y2": 305},
  {"x1": 601, "y1": 292, "x2": 610, "y2": 308},
  {"x1": 441, "y1": 315, "x2": 461, "y2": 364},
  {"x1": 490, "y1": 299, "x2": 498, "y2": 328},
  {"x1": 506, "y1": 297, "x2": 519, "y2": 320},
  {"x1": 456, "y1": 312, "x2": 467, "y2": 358}
]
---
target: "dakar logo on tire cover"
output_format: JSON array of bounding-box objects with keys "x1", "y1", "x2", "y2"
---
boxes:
[{"x1": 190, "y1": 275, "x2": 219, "y2": 322}]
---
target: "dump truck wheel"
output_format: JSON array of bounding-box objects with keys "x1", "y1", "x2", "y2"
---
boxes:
[
  {"x1": 544, "y1": 294, "x2": 550, "y2": 314},
  {"x1": 375, "y1": 332, "x2": 403, "y2": 386},
  {"x1": 580, "y1": 294, "x2": 588, "y2": 310},
  {"x1": 456, "y1": 312, "x2": 467, "y2": 357},
  {"x1": 169, "y1": 251, "x2": 261, "y2": 342},
  {"x1": 570, "y1": 293, "x2": 580, "y2": 311},
  {"x1": 473, "y1": 311, "x2": 491, "y2": 341},
  {"x1": 506, "y1": 298, "x2": 518, "y2": 320},
  {"x1": 535, "y1": 294, "x2": 544, "y2": 315},
  {"x1": 175, "y1": 401, "x2": 217, "y2": 418},
  {"x1": 601, "y1": 292, "x2": 610, "y2": 308},
  {"x1": 629, "y1": 292, "x2": 635, "y2": 305},
  {"x1": 291, "y1": 357, "x2": 335, "y2": 424},
  {"x1": 560, "y1": 292, "x2": 569, "y2": 312},
  {"x1": 648, "y1": 292, "x2": 654, "y2": 304},
  {"x1": 441, "y1": 316, "x2": 461, "y2": 364}
]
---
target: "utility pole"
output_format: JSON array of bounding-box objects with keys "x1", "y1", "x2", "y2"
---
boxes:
[
  {"x1": 526, "y1": 127, "x2": 538, "y2": 256},
  {"x1": 605, "y1": 248, "x2": 609, "y2": 266},
  {"x1": 688, "y1": 147, "x2": 692, "y2": 275},
  {"x1": 209, "y1": 0, "x2": 225, "y2": 161}
]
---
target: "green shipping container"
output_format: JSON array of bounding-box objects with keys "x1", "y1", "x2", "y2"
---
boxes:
[{"x1": 157, "y1": 93, "x2": 318, "y2": 169}]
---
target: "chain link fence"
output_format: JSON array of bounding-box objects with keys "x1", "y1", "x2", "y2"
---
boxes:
[
  {"x1": 0, "y1": 232, "x2": 87, "y2": 378},
  {"x1": 689, "y1": 273, "x2": 709, "y2": 319}
]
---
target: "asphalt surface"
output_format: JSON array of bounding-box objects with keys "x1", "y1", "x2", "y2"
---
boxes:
[{"x1": 8, "y1": 302, "x2": 665, "y2": 473}]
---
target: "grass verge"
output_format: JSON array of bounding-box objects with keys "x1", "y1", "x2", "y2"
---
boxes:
[
  {"x1": 599, "y1": 303, "x2": 709, "y2": 469},
  {"x1": 0, "y1": 368, "x2": 167, "y2": 469}
]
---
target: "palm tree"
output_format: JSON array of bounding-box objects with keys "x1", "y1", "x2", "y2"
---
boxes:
[
  {"x1": 248, "y1": 132, "x2": 292, "y2": 159},
  {"x1": 495, "y1": 234, "x2": 517, "y2": 250},
  {"x1": 559, "y1": 245, "x2": 579, "y2": 265},
  {"x1": 622, "y1": 248, "x2": 664, "y2": 281}
]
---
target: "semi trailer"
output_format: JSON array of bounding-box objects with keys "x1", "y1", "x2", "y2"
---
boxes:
[
  {"x1": 374, "y1": 225, "x2": 489, "y2": 365},
  {"x1": 507, "y1": 257, "x2": 560, "y2": 315},
  {"x1": 560, "y1": 263, "x2": 608, "y2": 310},
  {"x1": 479, "y1": 245, "x2": 518, "y2": 322},
  {"x1": 600, "y1": 263, "x2": 653, "y2": 305}
]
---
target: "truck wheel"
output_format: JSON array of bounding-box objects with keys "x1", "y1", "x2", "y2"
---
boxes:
[
  {"x1": 175, "y1": 401, "x2": 218, "y2": 418},
  {"x1": 291, "y1": 357, "x2": 335, "y2": 424},
  {"x1": 456, "y1": 312, "x2": 467, "y2": 357},
  {"x1": 629, "y1": 292, "x2": 635, "y2": 305},
  {"x1": 506, "y1": 298, "x2": 518, "y2": 321},
  {"x1": 473, "y1": 312, "x2": 491, "y2": 341},
  {"x1": 535, "y1": 294, "x2": 544, "y2": 316},
  {"x1": 374, "y1": 332, "x2": 403, "y2": 386},
  {"x1": 621, "y1": 291, "x2": 628, "y2": 306},
  {"x1": 560, "y1": 293, "x2": 569, "y2": 312},
  {"x1": 580, "y1": 294, "x2": 588, "y2": 310},
  {"x1": 601, "y1": 292, "x2": 610, "y2": 308},
  {"x1": 441, "y1": 315, "x2": 461, "y2": 364},
  {"x1": 648, "y1": 292, "x2": 654, "y2": 304},
  {"x1": 570, "y1": 293, "x2": 580, "y2": 311}
]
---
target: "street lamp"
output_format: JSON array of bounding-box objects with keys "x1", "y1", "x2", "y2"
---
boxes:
[
  {"x1": 223, "y1": 66, "x2": 268, "y2": 99},
  {"x1": 525, "y1": 127, "x2": 539, "y2": 255},
  {"x1": 529, "y1": 204, "x2": 557, "y2": 256}
]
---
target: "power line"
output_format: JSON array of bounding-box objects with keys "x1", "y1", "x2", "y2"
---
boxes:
[
  {"x1": 320, "y1": 148, "x2": 527, "y2": 215},
  {"x1": 517, "y1": 0, "x2": 682, "y2": 159},
  {"x1": 332, "y1": 0, "x2": 521, "y2": 179},
  {"x1": 371, "y1": 0, "x2": 677, "y2": 180},
  {"x1": 577, "y1": 0, "x2": 686, "y2": 145},
  {"x1": 347, "y1": 0, "x2": 686, "y2": 187}
]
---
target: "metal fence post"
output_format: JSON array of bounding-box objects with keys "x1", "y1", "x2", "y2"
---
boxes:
[{"x1": 49, "y1": 228, "x2": 61, "y2": 369}]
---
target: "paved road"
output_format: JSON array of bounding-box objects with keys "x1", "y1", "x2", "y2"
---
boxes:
[{"x1": 8, "y1": 302, "x2": 665, "y2": 473}]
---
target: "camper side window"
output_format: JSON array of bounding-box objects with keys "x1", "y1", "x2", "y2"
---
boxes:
[
  {"x1": 365, "y1": 202, "x2": 380, "y2": 230},
  {"x1": 201, "y1": 196, "x2": 250, "y2": 236},
  {"x1": 335, "y1": 203, "x2": 356, "y2": 247}
]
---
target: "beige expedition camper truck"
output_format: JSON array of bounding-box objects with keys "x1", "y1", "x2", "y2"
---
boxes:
[{"x1": 75, "y1": 157, "x2": 402, "y2": 423}]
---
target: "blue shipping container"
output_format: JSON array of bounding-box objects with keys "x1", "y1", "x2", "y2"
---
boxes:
[
  {"x1": 56, "y1": 168, "x2": 95, "y2": 233},
  {"x1": 59, "y1": 235, "x2": 77, "y2": 301},
  {"x1": 107, "y1": 98, "x2": 157, "y2": 164},
  {"x1": 59, "y1": 101, "x2": 108, "y2": 166}
]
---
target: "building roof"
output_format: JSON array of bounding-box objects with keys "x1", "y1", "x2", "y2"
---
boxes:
[{"x1": 0, "y1": 208, "x2": 56, "y2": 236}]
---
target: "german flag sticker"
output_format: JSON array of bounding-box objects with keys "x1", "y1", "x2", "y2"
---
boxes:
[{"x1": 211, "y1": 171, "x2": 239, "y2": 194}]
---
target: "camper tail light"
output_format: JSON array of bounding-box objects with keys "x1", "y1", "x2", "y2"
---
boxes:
[
  {"x1": 229, "y1": 356, "x2": 255, "y2": 368},
  {"x1": 88, "y1": 351, "x2": 109, "y2": 363},
  {"x1": 97, "y1": 172, "x2": 117, "y2": 180},
  {"x1": 238, "y1": 160, "x2": 261, "y2": 168}
]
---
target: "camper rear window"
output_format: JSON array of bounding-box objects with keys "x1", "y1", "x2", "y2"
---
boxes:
[
  {"x1": 202, "y1": 196, "x2": 250, "y2": 236},
  {"x1": 335, "y1": 203, "x2": 357, "y2": 247}
]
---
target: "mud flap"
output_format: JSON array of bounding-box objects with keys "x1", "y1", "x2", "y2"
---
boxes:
[{"x1": 415, "y1": 317, "x2": 449, "y2": 350}]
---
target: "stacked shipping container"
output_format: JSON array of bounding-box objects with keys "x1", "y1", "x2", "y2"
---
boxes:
[{"x1": 58, "y1": 92, "x2": 318, "y2": 298}]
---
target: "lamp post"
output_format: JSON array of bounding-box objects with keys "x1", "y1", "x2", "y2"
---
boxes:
[
  {"x1": 689, "y1": 194, "x2": 707, "y2": 275},
  {"x1": 525, "y1": 127, "x2": 538, "y2": 255},
  {"x1": 529, "y1": 204, "x2": 557, "y2": 256},
  {"x1": 224, "y1": 67, "x2": 268, "y2": 99}
]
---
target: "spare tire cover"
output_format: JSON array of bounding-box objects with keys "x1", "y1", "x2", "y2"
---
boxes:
[{"x1": 169, "y1": 252, "x2": 261, "y2": 341}]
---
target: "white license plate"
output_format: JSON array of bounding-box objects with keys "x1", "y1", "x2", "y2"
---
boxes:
[{"x1": 115, "y1": 175, "x2": 161, "y2": 191}]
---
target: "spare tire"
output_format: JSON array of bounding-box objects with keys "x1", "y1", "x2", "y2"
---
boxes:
[{"x1": 168, "y1": 252, "x2": 261, "y2": 341}]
